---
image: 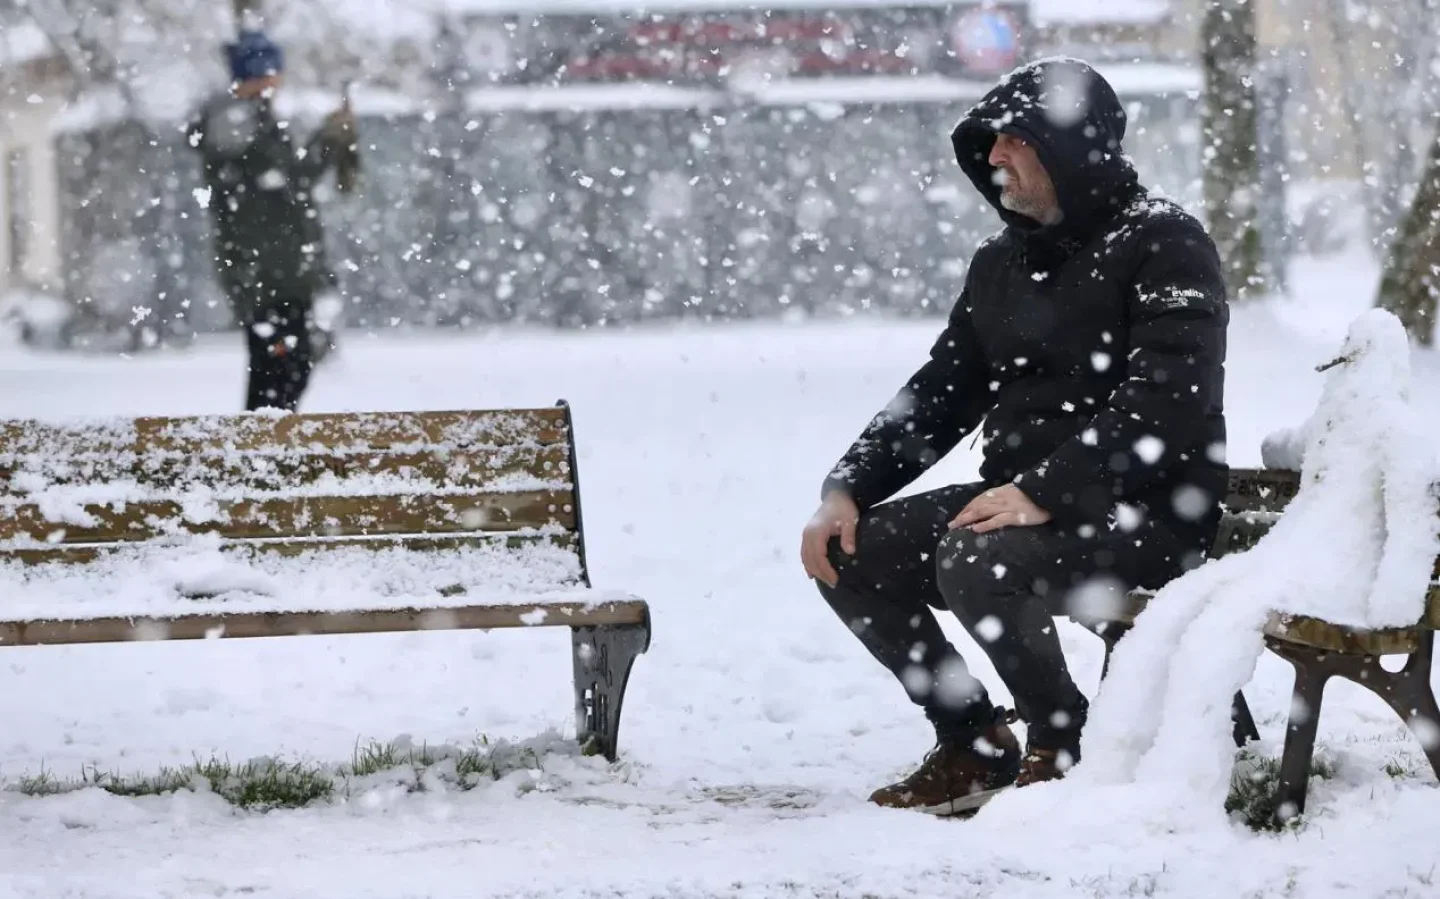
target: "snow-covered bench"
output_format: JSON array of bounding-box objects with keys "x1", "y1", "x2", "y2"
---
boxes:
[
  {"x1": 1073, "y1": 466, "x2": 1440, "y2": 823},
  {"x1": 1240, "y1": 468, "x2": 1440, "y2": 821},
  {"x1": 0, "y1": 403, "x2": 651, "y2": 761}
]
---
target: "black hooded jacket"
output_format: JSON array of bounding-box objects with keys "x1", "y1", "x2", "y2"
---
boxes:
[{"x1": 824, "y1": 58, "x2": 1229, "y2": 553}]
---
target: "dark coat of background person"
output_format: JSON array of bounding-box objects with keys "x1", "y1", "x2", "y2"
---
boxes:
[{"x1": 188, "y1": 95, "x2": 342, "y2": 328}]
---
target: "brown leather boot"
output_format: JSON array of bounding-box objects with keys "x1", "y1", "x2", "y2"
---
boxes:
[
  {"x1": 868, "y1": 718, "x2": 1021, "y2": 816},
  {"x1": 1015, "y1": 745, "x2": 1078, "y2": 787}
]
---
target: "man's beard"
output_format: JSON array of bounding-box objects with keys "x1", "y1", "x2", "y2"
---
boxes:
[{"x1": 1000, "y1": 184, "x2": 1061, "y2": 225}]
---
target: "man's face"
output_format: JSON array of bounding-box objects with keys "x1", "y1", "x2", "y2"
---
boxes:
[{"x1": 989, "y1": 133, "x2": 1060, "y2": 225}]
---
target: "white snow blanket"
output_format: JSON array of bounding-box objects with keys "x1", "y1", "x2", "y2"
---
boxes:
[
  {"x1": 983, "y1": 308, "x2": 1440, "y2": 831},
  {"x1": 8, "y1": 283, "x2": 1440, "y2": 896}
]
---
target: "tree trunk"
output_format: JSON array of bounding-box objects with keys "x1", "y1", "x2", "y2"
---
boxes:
[
  {"x1": 1201, "y1": 0, "x2": 1269, "y2": 301},
  {"x1": 1376, "y1": 121, "x2": 1440, "y2": 345},
  {"x1": 1328, "y1": 0, "x2": 1439, "y2": 253}
]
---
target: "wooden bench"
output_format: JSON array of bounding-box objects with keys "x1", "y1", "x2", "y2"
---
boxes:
[
  {"x1": 0, "y1": 402, "x2": 650, "y2": 762},
  {"x1": 1072, "y1": 467, "x2": 1440, "y2": 823}
]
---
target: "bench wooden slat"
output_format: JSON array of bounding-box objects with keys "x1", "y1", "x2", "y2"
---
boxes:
[
  {"x1": 1264, "y1": 611, "x2": 1425, "y2": 655},
  {"x1": 0, "y1": 491, "x2": 575, "y2": 543},
  {"x1": 0, "y1": 408, "x2": 569, "y2": 456},
  {"x1": 0, "y1": 599, "x2": 650, "y2": 647},
  {"x1": 1121, "y1": 585, "x2": 1440, "y2": 653},
  {"x1": 0, "y1": 445, "x2": 570, "y2": 494},
  {"x1": 1, "y1": 532, "x2": 578, "y2": 566}
]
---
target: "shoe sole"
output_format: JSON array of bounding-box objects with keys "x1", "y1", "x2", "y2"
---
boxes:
[{"x1": 910, "y1": 785, "x2": 1013, "y2": 818}]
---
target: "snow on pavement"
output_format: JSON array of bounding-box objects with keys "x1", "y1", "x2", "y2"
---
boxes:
[{"x1": 0, "y1": 253, "x2": 1438, "y2": 897}]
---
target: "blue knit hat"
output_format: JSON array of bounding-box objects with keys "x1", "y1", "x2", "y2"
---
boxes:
[{"x1": 227, "y1": 30, "x2": 284, "y2": 82}]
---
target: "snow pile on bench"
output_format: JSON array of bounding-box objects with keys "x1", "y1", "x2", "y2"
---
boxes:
[
  {"x1": 0, "y1": 535, "x2": 613, "y2": 622},
  {"x1": 983, "y1": 309, "x2": 1440, "y2": 830}
]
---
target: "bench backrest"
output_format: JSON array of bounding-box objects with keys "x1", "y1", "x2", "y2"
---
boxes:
[
  {"x1": 1213, "y1": 467, "x2": 1300, "y2": 557},
  {"x1": 0, "y1": 403, "x2": 589, "y2": 585}
]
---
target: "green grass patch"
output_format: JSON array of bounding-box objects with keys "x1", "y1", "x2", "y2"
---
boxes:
[
  {"x1": 1226, "y1": 746, "x2": 1337, "y2": 831},
  {"x1": 11, "y1": 732, "x2": 573, "y2": 812},
  {"x1": 1381, "y1": 752, "x2": 1429, "y2": 780},
  {"x1": 18, "y1": 768, "x2": 63, "y2": 797},
  {"x1": 27, "y1": 757, "x2": 334, "y2": 810}
]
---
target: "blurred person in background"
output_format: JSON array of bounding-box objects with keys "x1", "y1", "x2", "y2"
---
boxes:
[{"x1": 187, "y1": 28, "x2": 358, "y2": 412}]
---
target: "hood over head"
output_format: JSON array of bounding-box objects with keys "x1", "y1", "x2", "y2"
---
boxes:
[{"x1": 952, "y1": 58, "x2": 1139, "y2": 243}]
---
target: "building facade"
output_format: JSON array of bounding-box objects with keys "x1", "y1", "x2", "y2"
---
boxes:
[
  {"x1": 2, "y1": 1, "x2": 1205, "y2": 347},
  {"x1": 0, "y1": 20, "x2": 64, "y2": 296}
]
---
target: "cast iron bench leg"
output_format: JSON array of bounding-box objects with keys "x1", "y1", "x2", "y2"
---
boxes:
[
  {"x1": 1271, "y1": 645, "x2": 1331, "y2": 825},
  {"x1": 1388, "y1": 632, "x2": 1440, "y2": 782},
  {"x1": 1230, "y1": 690, "x2": 1261, "y2": 747},
  {"x1": 572, "y1": 623, "x2": 650, "y2": 762},
  {"x1": 1271, "y1": 632, "x2": 1440, "y2": 825}
]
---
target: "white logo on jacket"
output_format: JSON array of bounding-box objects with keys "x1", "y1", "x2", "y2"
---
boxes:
[{"x1": 1139, "y1": 287, "x2": 1206, "y2": 311}]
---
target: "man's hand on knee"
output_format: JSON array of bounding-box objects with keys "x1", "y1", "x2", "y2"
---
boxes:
[
  {"x1": 950, "y1": 485, "x2": 1051, "y2": 534},
  {"x1": 801, "y1": 491, "x2": 860, "y2": 588}
]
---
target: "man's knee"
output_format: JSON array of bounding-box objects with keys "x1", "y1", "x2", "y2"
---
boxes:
[
  {"x1": 821, "y1": 506, "x2": 887, "y2": 586},
  {"x1": 821, "y1": 509, "x2": 909, "y2": 584},
  {"x1": 819, "y1": 534, "x2": 870, "y2": 597}
]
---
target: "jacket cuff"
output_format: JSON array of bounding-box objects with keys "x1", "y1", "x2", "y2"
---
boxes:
[{"x1": 822, "y1": 476, "x2": 857, "y2": 503}]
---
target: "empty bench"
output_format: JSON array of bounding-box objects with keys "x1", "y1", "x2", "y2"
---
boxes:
[
  {"x1": 1073, "y1": 467, "x2": 1440, "y2": 823},
  {"x1": 0, "y1": 402, "x2": 650, "y2": 761}
]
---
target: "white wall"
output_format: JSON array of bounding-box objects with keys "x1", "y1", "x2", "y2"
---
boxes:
[{"x1": 0, "y1": 90, "x2": 64, "y2": 293}]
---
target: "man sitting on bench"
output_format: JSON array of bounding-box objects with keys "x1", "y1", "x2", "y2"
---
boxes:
[{"x1": 798, "y1": 59, "x2": 1229, "y2": 815}]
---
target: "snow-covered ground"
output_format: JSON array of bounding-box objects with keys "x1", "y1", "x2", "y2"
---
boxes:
[{"x1": 0, "y1": 251, "x2": 1438, "y2": 897}]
